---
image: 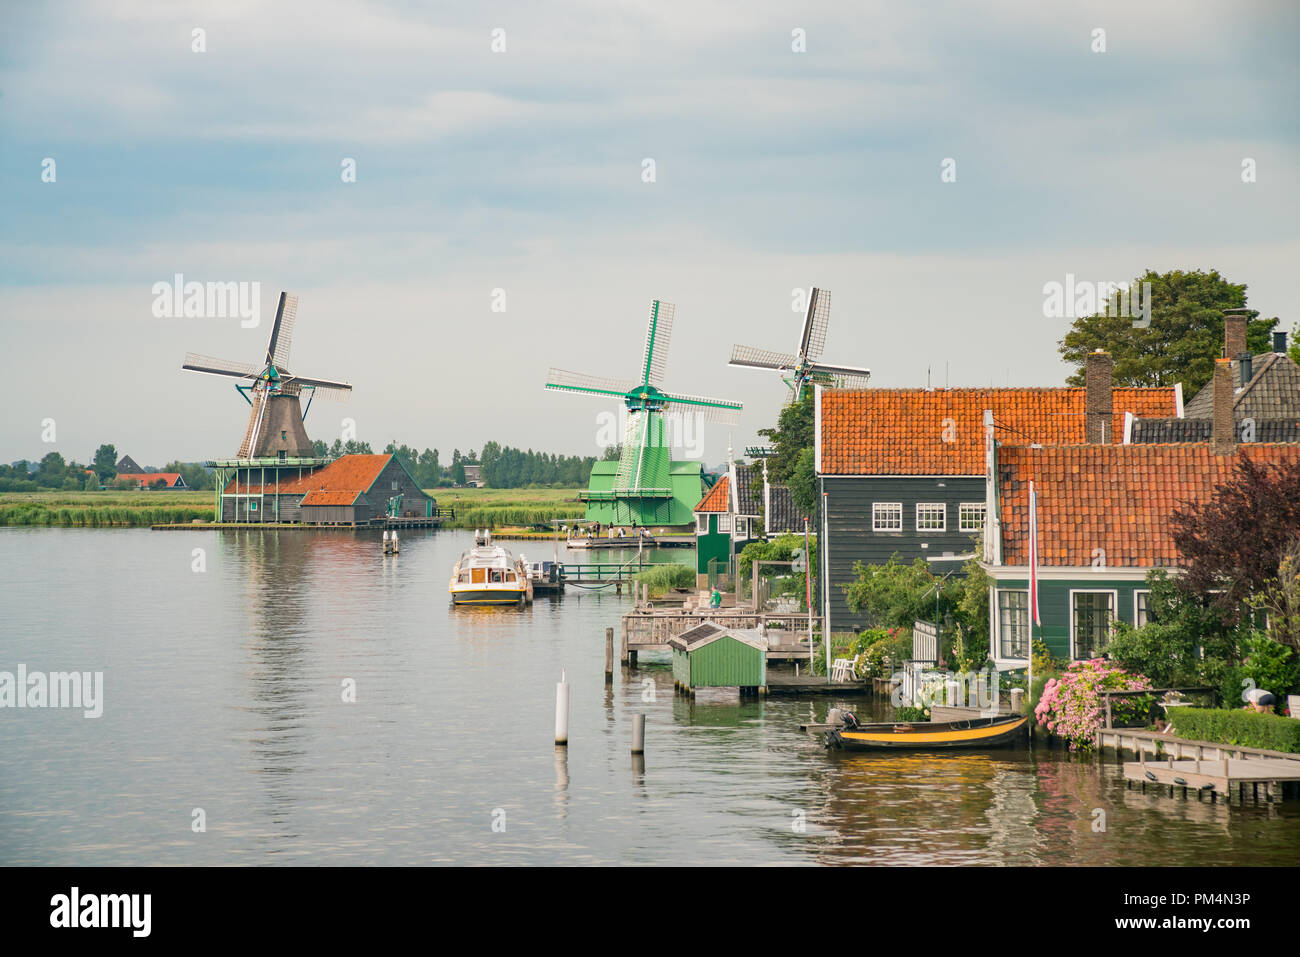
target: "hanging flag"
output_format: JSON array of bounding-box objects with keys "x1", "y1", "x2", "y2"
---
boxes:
[{"x1": 1028, "y1": 480, "x2": 1041, "y2": 627}]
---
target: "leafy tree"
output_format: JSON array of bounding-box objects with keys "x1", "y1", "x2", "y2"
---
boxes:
[
  {"x1": 601, "y1": 444, "x2": 622, "y2": 462},
  {"x1": 1058, "y1": 269, "x2": 1277, "y2": 397},
  {"x1": 162, "y1": 461, "x2": 214, "y2": 491},
  {"x1": 756, "y1": 390, "x2": 813, "y2": 484},
  {"x1": 92, "y1": 444, "x2": 117, "y2": 480},
  {"x1": 789, "y1": 446, "x2": 817, "y2": 518},
  {"x1": 1171, "y1": 454, "x2": 1300, "y2": 626},
  {"x1": 311, "y1": 439, "x2": 329, "y2": 457}
]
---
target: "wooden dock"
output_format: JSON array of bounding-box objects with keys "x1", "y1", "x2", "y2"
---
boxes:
[
  {"x1": 1099, "y1": 727, "x2": 1300, "y2": 803},
  {"x1": 766, "y1": 674, "x2": 871, "y2": 696},
  {"x1": 621, "y1": 606, "x2": 819, "y2": 664},
  {"x1": 568, "y1": 534, "x2": 695, "y2": 549}
]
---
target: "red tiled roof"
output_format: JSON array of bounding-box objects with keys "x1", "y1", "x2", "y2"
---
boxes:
[
  {"x1": 117, "y1": 472, "x2": 184, "y2": 486},
  {"x1": 997, "y1": 443, "x2": 1300, "y2": 567},
  {"x1": 300, "y1": 489, "x2": 363, "y2": 506},
  {"x1": 224, "y1": 454, "x2": 392, "y2": 498},
  {"x1": 820, "y1": 387, "x2": 1179, "y2": 475},
  {"x1": 695, "y1": 476, "x2": 730, "y2": 512}
]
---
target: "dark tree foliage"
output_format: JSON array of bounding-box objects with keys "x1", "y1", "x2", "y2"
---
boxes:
[
  {"x1": 756, "y1": 389, "x2": 814, "y2": 484},
  {"x1": 1171, "y1": 454, "x2": 1300, "y2": 622},
  {"x1": 1058, "y1": 269, "x2": 1277, "y2": 397}
]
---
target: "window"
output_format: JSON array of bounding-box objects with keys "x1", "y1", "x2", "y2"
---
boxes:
[
  {"x1": 872, "y1": 502, "x2": 902, "y2": 531},
  {"x1": 695, "y1": 514, "x2": 708, "y2": 534},
  {"x1": 959, "y1": 503, "x2": 986, "y2": 533},
  {"x1": 248, "y1": 500, "x2": 258, "y2": 512},
  {"x1": 392, "y1": 480, "x2": 399, "y2": 491},
  {"x1": 916, "y1": 503, "x2": 946, "y2": 531},
  {"x1": 719, "y1": 514, "x2": 732, "y2": 533},
  {"x1": 998, "y1": 590, "x2": 1030, "y2": 659},
  {"x1": 1134, "y1": 590, "x2": 1151, "y2": 628},
  {"x1": 735, "y1": 518, "x2": 748, "y2": 539},
  {"x1": 1073, "y1": 591, "x2": 1115, "y2": 659}
]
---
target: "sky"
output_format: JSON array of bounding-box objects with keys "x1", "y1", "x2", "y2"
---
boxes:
[{"x1": 1, "y1": 0, "x2": 1297, "y2": 468}]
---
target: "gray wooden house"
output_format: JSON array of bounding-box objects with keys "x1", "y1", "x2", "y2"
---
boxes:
[
  {"x1": 219, "y1": 453, "x2": 433, "y2": 524},
  {"x1": 814, "y1": 355, "x2": 1180, "y2": 634}
]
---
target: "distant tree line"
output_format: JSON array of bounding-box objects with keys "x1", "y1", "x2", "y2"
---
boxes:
[
  {"x1": 307, "y1": 438, "x2": 599, "y2": 489},
  {"x1": 0, "y1": 444, "x2": 215, "y2": 492}
]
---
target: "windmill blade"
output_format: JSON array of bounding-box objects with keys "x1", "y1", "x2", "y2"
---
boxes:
[
  {"x1": 182, "y1": 353, "x2": 261, "y2": 380},
  {"x1": 299, "y1": 384, "x2": 351, "y2": 402},
  {"x1": 639, "y1": 299, "x2": 676, "y2": 386},
  {"x1": 545, "y1": 368, "x2": 638, "y2": 399},
  {"x1": 797, "y1": 287, "x2": 831, "y2": 361},
  {"x1": 659, "y1": 389, "x2": 743, "y2": 426},
  {"x1": 807, "y1": 360, "x2": 871, "y2": 389},
  {"x1": 237, "y1": 389, "x2": 269, "y2": 458},
  {"x1": 729, "y1": 344, "x2": 799, "y2": 371},
  {"x1": 265, "y1": 292, "x2": 299, "y2": 369},
  {"x1": 285, "y1": 373, "x2": 352, "y2": 393}
]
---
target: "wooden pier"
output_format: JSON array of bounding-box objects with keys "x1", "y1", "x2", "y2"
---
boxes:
[
  {"x1": 1099, "y1": 727, "x2": 1300, "y2": 803},
  {"x1": 621, "y1": 605, "x2": 819, "y2": 664},
  {"x1": 568, "y1": 534, "x2": 695, "y2": 549}
]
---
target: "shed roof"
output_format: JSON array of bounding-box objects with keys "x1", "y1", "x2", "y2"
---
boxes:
[
  {"x1": 667, "y1": 622, "x2": 768, "y2": 652},
  {"x1": 117, "y1": 472, "x2": 184, "y2": 486},
  {"x1": 821, "y1": 387, "x2": 1179, "y2": 476}
]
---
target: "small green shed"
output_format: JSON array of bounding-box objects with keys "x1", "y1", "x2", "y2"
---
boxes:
[{"x1": 668, "y1": 622, "x2": 768, "y2": 694}]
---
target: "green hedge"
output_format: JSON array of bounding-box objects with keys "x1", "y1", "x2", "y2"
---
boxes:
[{"x1": 1168, "y1": 708, "x2": 1300, "y2": 754}]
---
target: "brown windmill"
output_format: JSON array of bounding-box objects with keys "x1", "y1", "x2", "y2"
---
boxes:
[{"x1": 182, "y1": 292, "x2": 352, "y2": 459}]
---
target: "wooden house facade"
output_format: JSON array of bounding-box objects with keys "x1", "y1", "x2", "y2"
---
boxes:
[
  {"x1": 982, "y1": 358, "x2": 1300, "y2": 669},
  {"x1": 814, "y1": 355, "x2": 1181, "y2": 634},
  {"x1": 219, "y1": 453, "x2": 433, "y2": 524}
]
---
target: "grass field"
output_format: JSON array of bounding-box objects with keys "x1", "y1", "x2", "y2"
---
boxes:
[
  {"x1": 430, "y1": 487, "x2": 585, "y2": 529},
  {"x1": 0, "y1": 487, "x2": 587, "y2": 529}
]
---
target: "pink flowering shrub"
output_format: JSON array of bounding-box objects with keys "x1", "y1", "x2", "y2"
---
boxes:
[{"x1": 1034, "y1": 658, "x2": 1153, "y2": 751}]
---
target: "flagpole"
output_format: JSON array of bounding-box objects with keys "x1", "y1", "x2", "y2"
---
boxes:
[{"x1": 1028, "y1": 481, "x2": 1038, "y2": 717}]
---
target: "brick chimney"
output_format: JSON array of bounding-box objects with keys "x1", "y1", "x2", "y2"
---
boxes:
[
  {"x1": 1212, "y1": 357, "x2": 1235, "y2": 455},
  {"x1": 1224, "y1": 309, "x2": 1249, "y2": 359},
  {"x1": 1085, "y1": 349, "x2": 1113, "y2": 443}
]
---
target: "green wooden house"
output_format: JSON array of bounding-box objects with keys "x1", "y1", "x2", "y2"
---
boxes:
[
  {"x1": 691, "y1": 467, "x2": 761, "y2": 588},
  {"x1": 981, "y1": 361, "x2": 1300, "y2": 668},
  {"x1": 668, "y1": 622, "x2": 768, "y2": 694}
]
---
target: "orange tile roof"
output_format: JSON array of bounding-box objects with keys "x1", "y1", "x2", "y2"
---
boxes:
[
  {"x1": 997, "y1": 443, "x2": 1300, "y2": 567},
  {"x1": 117, "y1": 472, "x2": 184, "y2": 486},
  {"x1": 300, "y1": 489, "x2": 363, "y2": 506},
  {"x1": 695, "y1": 475, "x2": 730, "y2": 512},
  {"x1": 821, "y1": 387, "x2": 1179, "y2": 475},
  {"x1": 224, "y1": 454, "x2": 392, "y2": 498}
]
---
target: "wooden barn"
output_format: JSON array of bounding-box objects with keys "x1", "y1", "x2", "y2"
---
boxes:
[
  {"x1": 218, "y1": 453, "x2": 433, "y2": 524},
  {"x1": 669, "y1": 622, "x2": 768, "y2": 695}
]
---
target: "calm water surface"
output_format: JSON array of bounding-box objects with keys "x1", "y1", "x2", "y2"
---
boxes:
[{"x1": 2, "y1": 527, "x2": 1297, "y2": 865}]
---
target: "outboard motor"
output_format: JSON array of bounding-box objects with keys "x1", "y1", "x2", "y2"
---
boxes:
[{"x1": 841, "y1": 712, "x2": 859, "y2": 730}]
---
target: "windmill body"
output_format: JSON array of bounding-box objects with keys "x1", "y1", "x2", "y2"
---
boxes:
[
  {"x1": 182, "y1": 291, "x2": 354, "y2": 522},
  {"x1": 729, "y1": 287, "x2": 870, "y2": 401},
  {"x1": 545, "y1": 299, "x2": 743, "y2": 529}
]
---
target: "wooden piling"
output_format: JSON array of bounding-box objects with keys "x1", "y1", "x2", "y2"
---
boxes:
[{"x1": 605, "y1": 627, "x2": 613, "y2": 682}]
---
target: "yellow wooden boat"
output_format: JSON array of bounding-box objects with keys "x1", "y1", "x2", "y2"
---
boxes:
[{"x1": 826, "y1": 713, "x2": 1028, "y2": 751}]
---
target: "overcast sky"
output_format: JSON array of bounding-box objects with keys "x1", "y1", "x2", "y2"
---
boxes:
[{"x1": 1, "y1": 0, "x2": 1296, "y2": 467}]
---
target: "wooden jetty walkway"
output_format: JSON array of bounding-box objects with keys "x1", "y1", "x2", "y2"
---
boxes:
[
  {"x1": 1098, "y1": 727, "x2": 1300, "y2": 803},
  {"x1": 568, "y1": 534, "x2": 695, "y2": 549},
  {"x1": 621, "y1": 604, "x2": 819, "y2": 664},
  {"x1": 152, "y1": 515, "x2": 449, "y2": 530}
]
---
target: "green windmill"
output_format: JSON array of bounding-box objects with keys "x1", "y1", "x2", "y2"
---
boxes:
[{"x1": 545, "y1": 299, "x2": 743, "y2": 529}]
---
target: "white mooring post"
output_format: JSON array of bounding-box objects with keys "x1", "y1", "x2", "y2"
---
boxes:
[
  {"x1": 631, "y1": 713, "x2": 645, "y2": 754},
  {"x1": 555, "y1": 669, "x2": 570, "y2": 746}
]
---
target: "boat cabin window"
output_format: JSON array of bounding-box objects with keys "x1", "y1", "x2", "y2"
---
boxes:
[
  {"x1": 505, "y1": 572, "x2": 515, "y2": 582},
  {"x1": 457, "y1": 572, "x2": 469, "y2": 583},
  {"x1": 490, "y1": 569, "x2": 503, "y2": 583},
  {"x1": 471, "y1": 568, "x2": 486, "y2": 584}
]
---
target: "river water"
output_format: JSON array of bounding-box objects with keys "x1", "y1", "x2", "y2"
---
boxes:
[{"x1": 2, "y1": 527, "x2": 1297, "y2": 866}]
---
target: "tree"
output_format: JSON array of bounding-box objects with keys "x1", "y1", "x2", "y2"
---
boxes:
[
  {"x1": 789, "y1": 447, "x2": 817, "y2": 518},
  {"x1": 311, "y1": 439, "x2": 329, "y2": 457},
  {"x1": 1171, "y1": 453, "x2": 1300, "y2": 625},
  {"x1": 756, "y1": 390, "x2": 813, "y2": 484},
  {"x1": 1058, "y1": 269, "x2": 1277, "y2": 398},
  {"x1": 92, "y1": 444, "x2": 117, "y2": 481}
]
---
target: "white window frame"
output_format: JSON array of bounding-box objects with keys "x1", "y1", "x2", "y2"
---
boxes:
[
  {"x1": 916, "y1": 503, "x2": 946, "y2": 532},
  {"x1": 872, "y1": 502, "x2": 902, "y2": 532},
  {"x1": 735, "y1": 517, "x2": 748, "y2": 539},
  {"x1": 1133, "y1": 589, "x2": 1151, "y2": 628},
  {"x1": 996, "y1": 588, "x2": 1031, "y2": 661},
  {"x1": 695, "y1": 513, "x2": 708, "y2": 534},
  {"x1": 959, "y1": 502, "x2": 986, "y2": 533},
  {"x1": 719, "y1": 514, "x2": 732, "y2": 533},
  {"x1": 1069, "y1": 588, "x2": 1118, "y2": 661}
]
